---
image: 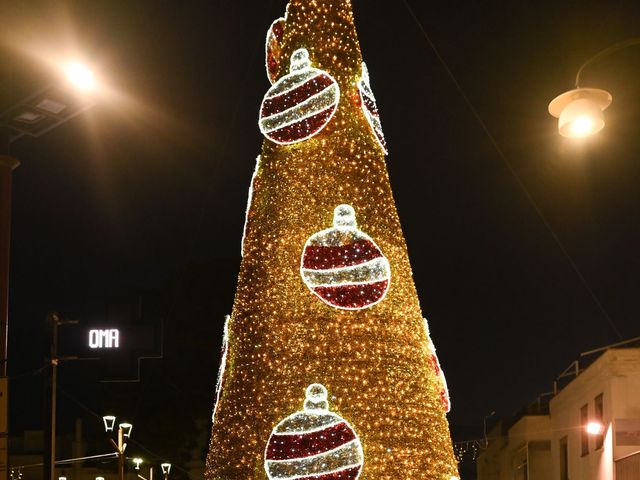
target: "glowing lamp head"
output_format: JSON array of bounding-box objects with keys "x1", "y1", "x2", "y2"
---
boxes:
[
  {"x1": 586, "y1": 421, "x2": 604, "y2": 435},
  {"x1": 118, "y1": 422, "x2": 133, "y2": 438},
  {"x1": 548, "y1": 88, "x2": 612, "y2": 138},
  {"x1": 64, "y1": 62, "x2": 96, "y2": 91},
  {"x1": 161, "y1": 463, "x2": 172, "y2": 475},
  {"x1": 133, "y1": 458, "x2": 143, "y2": 470},
  {"x1": 102, "y1": 415, "x2": 116, "y2": 432}
]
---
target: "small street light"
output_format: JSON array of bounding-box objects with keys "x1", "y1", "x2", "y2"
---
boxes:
[
  {"x1": 64, "y1": 62, "x2": 96, "y2": 91},
  {"x1": 103, "y1": 415, "x2": 116, "y2": 432},
  {"x1": 161, "y1": 463, "x2": 172, "y2": 480},
  {"x1": 586, "y1": 421, "x2": 605, "y2": 435},
  {"x1": 548, "y1": 88, "x2": 611, "y2": 138},
  {"x1": 548, "y1": 37, "x2": 640, "y2": 138},
  {"x1": 119, "y1": 422, "x2": 133, "y2": 438},
  {"x1": 134, "y1": 458, "x2": 144, "y2": 470},
  {"x1": 103, "y1": 415, "x2": 132, "y2": 480}
]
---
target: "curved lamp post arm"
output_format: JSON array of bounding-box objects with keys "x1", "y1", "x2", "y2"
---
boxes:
[{"x1": 575, "y1": 37, "x2": 640, "y2": 88}]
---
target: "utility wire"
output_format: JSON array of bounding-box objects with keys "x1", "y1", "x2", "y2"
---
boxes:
[
  {"x1": 400, "y1": 0, "x2": 623, "y2": 340},
  {"x1": 8, "y1": 365, "x2": 47, "y2": 380},
  {"x1": 11, "y1": 452, "x2": 118, "y2": 470}
]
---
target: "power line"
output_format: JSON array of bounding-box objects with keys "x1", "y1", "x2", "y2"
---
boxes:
[{"x1": 400, "y1": 0, "x2": 623, "y2": 340}]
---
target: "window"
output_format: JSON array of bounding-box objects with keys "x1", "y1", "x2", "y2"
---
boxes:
[
  {"x1": 581, "y1": 404, "x2": 589, "y2": 456},
  {"x1": 594, "y1": 393, "x2": 604, "y2": 450},
  {"x1": 559, "y1": 436, "x2": 568, "y2": 480}
]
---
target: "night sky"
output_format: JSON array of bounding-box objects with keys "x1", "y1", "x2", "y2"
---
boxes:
[{"x1": 2, "y1": 0, "x2": 640, "y2": 464}]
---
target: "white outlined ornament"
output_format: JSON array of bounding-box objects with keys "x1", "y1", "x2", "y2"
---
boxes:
[
  {"x1": 259, "y1": 49, "x2": 340, "y2": 145},
  {"x1": 300, "y1": 205, "x2": 391, "y2": 310},
  {"x1": 264, "y1": 384, "x2": 364, "y2": 480},
  {"x1": 423, "y1": 318, "x2": 451, "y2": 412},
  {"x1": 265, "y1": 15, "x2": 286, "y2": 84},
  {"x1": 357, "y1": 62, "x2": 387, "y2": 154}
]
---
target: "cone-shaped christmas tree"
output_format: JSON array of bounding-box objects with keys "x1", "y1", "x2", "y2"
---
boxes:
[{"x1": 206, "y1": 1, "x2": 459, "y2": 479}]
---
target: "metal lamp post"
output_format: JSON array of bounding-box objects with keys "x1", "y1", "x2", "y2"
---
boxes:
[
  {"x1": 103, "y1": 416, "x2": 132, "y2": 480},
  {"x1": 0, "y1": 59, "x2": 98, "y2": 480},
  {"x1": 43, "y1": 313, "x2": 78, "y2": 480},
  {"x1": 0, "y1": 143, "x2": 18, "y2": 478}
]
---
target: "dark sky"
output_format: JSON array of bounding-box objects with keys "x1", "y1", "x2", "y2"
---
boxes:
[{"x1": 2, "y1": 0, "x2": 640, "y2": 445}]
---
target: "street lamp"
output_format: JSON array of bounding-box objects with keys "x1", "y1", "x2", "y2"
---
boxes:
[
  {"x1": 0, "y1": 54, "x2": 104, "y2": 480},
  {"x1": 64, "y1": 62, "x2": 96, "y2": 91},
  {"x1": 548, "y1": 88, "x2": 611, "y2": 138},
  {"x1": 160, "y1": 463, "x2": 172, "y2": 480},
  {"x1": 103, "y1": 415, "x2": 133, "y2": 480},
  {"x1": 103, "y1": 415, "x2": 116, "y2": 432},
  {"x1": 548, "y1": 37, "x2": 640, "y2": 138},
  {"x1": 44, "y1": 313, "x2": 79, "y2": 480},
  {"x1": 586, "y1": 421, "x2": 604, "y2": 435}
]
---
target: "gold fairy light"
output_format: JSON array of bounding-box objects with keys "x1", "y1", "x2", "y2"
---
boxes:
[{"x1": 206, "y1": 0, "x2": 459, "y2": 479}]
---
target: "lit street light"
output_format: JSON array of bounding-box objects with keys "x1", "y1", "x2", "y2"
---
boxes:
[
  {"x1": 103, "y1": 415, "x2": 133, "y2": 480},
  {"x1": 548, "y1": 88, "x2": 611, "y2": 138},
  {"x1": 0, "y1": 54, "x2": 103, "y2": 480},
  {"x1": 64, "y1": 62, "x2": 96, "y2": 91},
  {"x1": 160, "y1": 463, "x2": 172, "y2": 480},
  {"x1": 548, "y1": 37, "x2": 640, "y2": 138},
  {"x1": 586, "y1": 421, "x2": 605, "y2": 435}
]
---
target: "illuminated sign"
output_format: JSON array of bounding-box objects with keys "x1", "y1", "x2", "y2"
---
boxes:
[{"x1": 89, "y1": 329, "x2": 120, "y2": 349}]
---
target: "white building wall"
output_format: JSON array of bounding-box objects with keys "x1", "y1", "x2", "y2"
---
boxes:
[
  {"x1": 478, "y1": 348, "x2": 640, "y2": 480},
  {"x1": 548, "y1": 348, "x2": 640, "y2": 480},
  {"x1": 477, "y1": 416, "x2": 551, "y2": 480}
]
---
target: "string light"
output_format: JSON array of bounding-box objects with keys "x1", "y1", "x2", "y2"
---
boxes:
[
  {"x1": 357, "y1": 62, "x2": 387, "y2": 154},
  {"x1": 206, "y1": 1, "x2": 459, "y2": 479},
  {"x1": 241, "y1": 156, "x2": 261, "y2": 256},
  {"x1": 423, "y1": 318, "x2": 451, "y2": 412},
  {"x1": 211, "y1": 315, "x2": 230, "y2": 423},
  {"x1": 453, "y1": 440, "x2": 481, "y2": 463}
]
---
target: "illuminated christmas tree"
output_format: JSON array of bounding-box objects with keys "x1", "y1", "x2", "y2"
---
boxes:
[{"x1": 206, "y1": 1, "x2": 459, "y2": 479}]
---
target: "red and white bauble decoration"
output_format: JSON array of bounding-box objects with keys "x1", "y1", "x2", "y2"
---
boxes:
[
  {"x1": 264, "y1": 384, "x2": 364, "y2": 480},
  {"x1": 300, "y1": 205, "x2": 391, "y2": 310},
  {"x1": 424, "y1": 318, "x2": 451, "y2": 412},
  {"x1": 357, "y1": 62, "x2": 387, "y2": 154},
  {"x1": 259, "y1": 48, "x2": 340, "y2": 145},
  {"x1": 265, "y1": 16, "x2": 286, "y2": 84}
]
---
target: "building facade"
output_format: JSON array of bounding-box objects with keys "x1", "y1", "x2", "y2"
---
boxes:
[{"x1": 477, "y1": 346, "x2": 640, "y2": 480}]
